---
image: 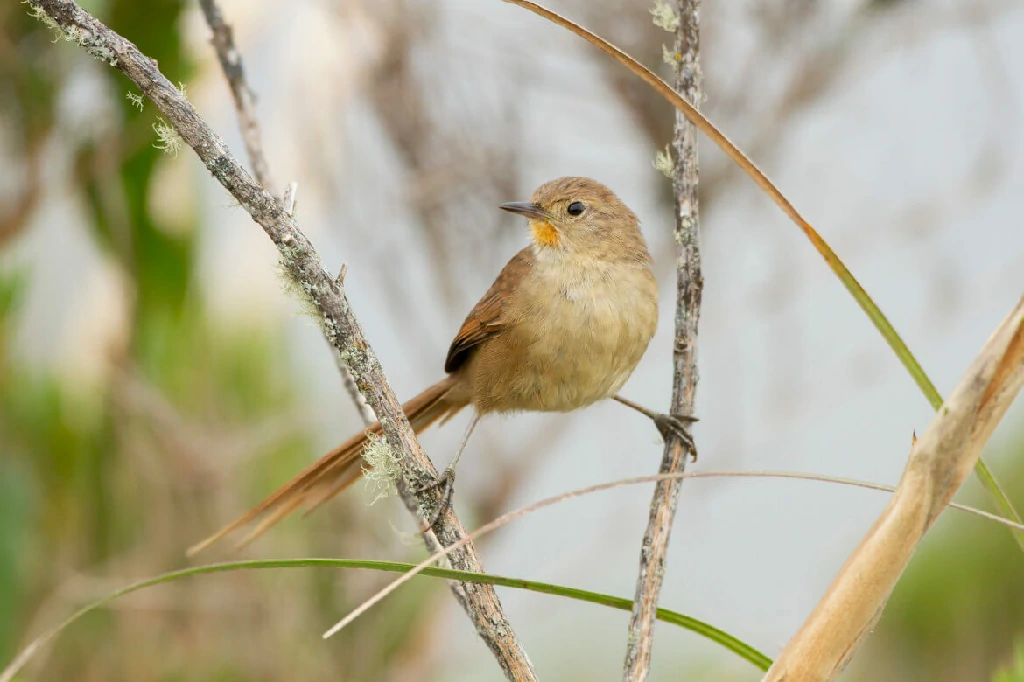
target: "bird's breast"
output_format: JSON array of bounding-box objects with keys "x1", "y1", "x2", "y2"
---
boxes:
[{"x1": 471, "y1": 255, "x2": 659, "y2": 414}]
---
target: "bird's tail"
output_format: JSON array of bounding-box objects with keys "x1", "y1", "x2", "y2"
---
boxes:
[{"x1": 188, "y1": 376, "x2": 467, "y2": 555}]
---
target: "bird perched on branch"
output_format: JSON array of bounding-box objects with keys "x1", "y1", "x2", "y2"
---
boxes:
[{"x1": 190, "y1": 176, "x2": 695, "y2": 554}]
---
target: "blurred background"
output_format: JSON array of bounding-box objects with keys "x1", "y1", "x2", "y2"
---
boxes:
[{"x1": 2, "y1": 0, "x2": 1024, "y2": 679}]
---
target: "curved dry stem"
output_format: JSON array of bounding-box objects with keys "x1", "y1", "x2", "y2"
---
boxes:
[{"x1": 324, "y1": 468, "x2": 1023, "y2": 638}]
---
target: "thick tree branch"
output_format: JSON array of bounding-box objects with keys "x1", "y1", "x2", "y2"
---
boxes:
[
  {"x1": 622, "y1": 1, "x2": 702, "y2": 679},
  {"x1": 27, "y1": 2, "x2": 536, "y2": 679}
]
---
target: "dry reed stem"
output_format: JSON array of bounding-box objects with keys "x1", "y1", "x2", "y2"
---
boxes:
[{"x1": 764, "y1": 296, "x2": 1024, "y2": 681}]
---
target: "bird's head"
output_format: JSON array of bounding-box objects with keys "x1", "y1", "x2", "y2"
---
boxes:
[{"x1": 500, "y1": 177, "x2": 652, "y2": 265}]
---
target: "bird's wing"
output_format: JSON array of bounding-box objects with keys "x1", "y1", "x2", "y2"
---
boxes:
[{"x1": 444, "y1": 247, "x2": 533, "y2": 373}]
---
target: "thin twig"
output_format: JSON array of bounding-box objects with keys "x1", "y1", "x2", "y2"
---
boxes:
[
  {"x1": 331, "y1": 262, "x2": 374, "y2": 425},
  {"x1": 623, "y1": 1, "x2": 702, "y2": 678},
  {"x1": 282, "y1": 180, "x2": 298, "y2": 214},
  {"x1": 26, "y1": 3, "x2": 536, "y2": 679},
  {"x1": 321, "y1": 466, "x2": 1024, "y2": 640},
  {"x1": 333, "y1": 347, "x2": 377, "y2": 426},
  {"x1": 198, "y1": 0, "x2": 273, "y2": 191},
  {"x1": 197, "y1": 0, "x2": 375, "y2": 427}
]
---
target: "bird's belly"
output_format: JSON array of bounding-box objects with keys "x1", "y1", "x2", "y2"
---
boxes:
[{"x1": 471, "y1": 268, "x2": 657, "y2": 414}]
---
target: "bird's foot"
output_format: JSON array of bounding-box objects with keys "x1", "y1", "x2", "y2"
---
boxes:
[
  {"x1": 412, "y1": 466, "x2": 456, "y2": 529},
  {"x1": 653, "y1": 413, "x2": 698, "y2": 462}
]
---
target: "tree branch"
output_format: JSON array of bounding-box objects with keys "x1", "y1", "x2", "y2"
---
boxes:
[
  {"x1": 27, "y1": 2, "x2": 536, "y2": 678},
  {"x1": 197, "y1": 0, "x2": 273, "y2": 191},
  {"x1": 622, "y1": 0, "x2": 702, "y2": 679}
]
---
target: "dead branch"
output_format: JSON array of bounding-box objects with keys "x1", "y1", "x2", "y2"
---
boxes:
[
  {"x1": 197, "y1": 0, "x2": 273, "y2": 191},
  {"x1": 197, "y1": 0, "x2": 374, "y2": 427}
]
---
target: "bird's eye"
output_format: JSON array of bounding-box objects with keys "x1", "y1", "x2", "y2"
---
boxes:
[{"x1": 567, "y1": 201, "x2": 585, "y2": 216}]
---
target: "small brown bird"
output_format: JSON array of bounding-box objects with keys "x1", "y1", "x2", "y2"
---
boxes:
[{"x1": 191, "y1": 177, "x2": 694, "y2": 554}]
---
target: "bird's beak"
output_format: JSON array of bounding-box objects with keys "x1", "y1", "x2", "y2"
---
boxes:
[{"x1": 499, "y1": 202, "x2": 550, "y2": 221}]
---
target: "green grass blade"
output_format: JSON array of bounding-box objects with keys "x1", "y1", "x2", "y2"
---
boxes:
[
  {"x1": 1, "y1": 559, "x2": 771, "y2": 680},
  {"x1": 805, "y1": 225, "x2": 1024, "y2": 552}
]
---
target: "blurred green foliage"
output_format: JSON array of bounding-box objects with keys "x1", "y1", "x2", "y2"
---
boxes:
[
  {"x1": 0, "y1": 3, "x2": 445, "y2": 679},
  {"x1": 993, "y1": 642, "x2": 1024, "y2": 682},
  {"x1": 855, "y1": 438, "x2": 1024, "y2": 681}
]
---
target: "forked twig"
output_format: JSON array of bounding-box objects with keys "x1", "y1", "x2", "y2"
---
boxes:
[
  {"x1": 197, "y1": 0, "x2": 374, "y2": 427},
  {"x1": 197, "y1": 0, "x2": 273, "y2": 190}
]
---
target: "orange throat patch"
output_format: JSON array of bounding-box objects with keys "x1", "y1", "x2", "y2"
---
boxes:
[{"x1": 530, "y1": 220, "x2": 561, "y2": 248}]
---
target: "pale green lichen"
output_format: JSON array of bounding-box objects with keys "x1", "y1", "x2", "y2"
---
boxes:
[
  {"x1": 25, "y1": 1, "x2": 117, "y2": 64},
  {"x1": 336, "y1": 346, "x2": 366, "y2": 371},
  {"x1": 152, "y1": 118, "x2": 183, "y2": 156},
  {"x1": 653, "y1": 144, "x2": 674, "y2": 179},
  {"x1": 25, "y1": 1, "x2": 74, "y2": 43},
  {"x1": 662, "y1": 44, "x2": 680, "y2": 65},
  {"x1": 126, "y1": 92, "x2": 144, "y2": 111},
  {"x1": 651, "y1": 0, "x2": 679, "y2": 32},
  {"x1": 84, "y1": 39, "x2": 117, "y2": 67},
  {"x1": 276, "y1": 261, "x2": 322, "y2": 322},
  {"x1": 361, "y1": 432, "x2": 401, "y2": 504}
]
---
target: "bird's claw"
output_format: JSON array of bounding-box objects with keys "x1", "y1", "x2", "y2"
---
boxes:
[
  {"x1": 653, "y1": 413, "x2": 698, "y2": 462},
  {"x1": 412, "y1": 466, "x2": 456, "y2": 529}
]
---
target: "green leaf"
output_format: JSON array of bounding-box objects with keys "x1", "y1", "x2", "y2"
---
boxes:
[
  {"x1": 1, "y1": 559, "x2": 771, "y2": 680},
  {"x1": 993, "y1": 640, "x2": 1024, "y2": 682}
]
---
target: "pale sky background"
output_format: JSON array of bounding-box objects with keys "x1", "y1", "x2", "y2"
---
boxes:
[{"x1": 5, "y1": 0, "x2": 1024, "y2": 679}]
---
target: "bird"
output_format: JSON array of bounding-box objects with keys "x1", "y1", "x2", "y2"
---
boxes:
[{"x1": 189, "y1": 176, "x2": 695, "y2": 555}]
